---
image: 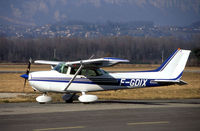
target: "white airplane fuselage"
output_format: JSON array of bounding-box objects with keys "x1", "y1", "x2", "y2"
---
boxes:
[
  {"x1": 28, "y1": 69, "x2": 177, "y2": 93},
  {"x1": 22, "y1": 49, "x2": 191, "y2": 103},
  {"x1": 28, "y1": 49, "x2": 190, "y2": 94}
]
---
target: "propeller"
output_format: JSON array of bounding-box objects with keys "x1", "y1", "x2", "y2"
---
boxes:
[{"x1": 21, "y1": 58, "x2": 32, "y2": 92}]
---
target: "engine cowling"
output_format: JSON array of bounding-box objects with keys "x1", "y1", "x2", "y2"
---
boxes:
[
  {"x1": 78, "y1": 94, "x2": 98, "y2": 103},
  {"x1": 36, "y1": 94, "x2": 52, "y2": 104}
]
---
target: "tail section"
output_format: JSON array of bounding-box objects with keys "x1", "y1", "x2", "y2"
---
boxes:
[{"x1": 156, "y1": 48, "x2": 191, "y2": 79}]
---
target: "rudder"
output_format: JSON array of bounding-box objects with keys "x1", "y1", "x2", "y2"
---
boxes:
[{"x1": 157, "y1": 49, "x2": 191, "y2": 79}]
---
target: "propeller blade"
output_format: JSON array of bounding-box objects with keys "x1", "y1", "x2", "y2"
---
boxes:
[
  {"x1": 22, "y1": 58, "x2": 32, "y2": 92},
  {"x1": 26, "y1": 58, "x2": 32, "y2": 75},
  {"x1": 23, "y1": 79, "x2": 27, "y2": 92}
]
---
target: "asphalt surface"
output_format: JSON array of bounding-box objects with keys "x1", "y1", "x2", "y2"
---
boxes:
[{"x1": 0, "y1": 99, "x2": 200, "y2": 131}]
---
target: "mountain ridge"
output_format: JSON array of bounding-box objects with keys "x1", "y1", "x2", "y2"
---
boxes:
[{"x1": 0, "y1": 0, "x2": 199, "y2": 26}]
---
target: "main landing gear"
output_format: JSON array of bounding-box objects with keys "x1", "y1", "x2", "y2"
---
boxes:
[
  {"x1": 78, "y1": 92, "x2": 98, "y2": 103},
  {"x1": 35, "y1": 92, "x2": 98, "y2": 104},
  {"x1": 62, "y1": 93, "x2": 78, "y2": 103},
  {"x1": 63, "y1": 92, "x2": 98, "y2": 103}
]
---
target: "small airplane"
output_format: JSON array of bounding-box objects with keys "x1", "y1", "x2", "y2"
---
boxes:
[{"x1": 21, "y1": 48, "x2": 190, "y2": 104}]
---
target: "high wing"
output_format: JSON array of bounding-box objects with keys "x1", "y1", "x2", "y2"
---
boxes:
[
  {"x1": 65, "y1": 57, "x2": 129, "y2": 68},
  {"x1": 34, "y1": 57, "x2": 129, "y2": 68},
  {"x1": 34, "y1": 60, "x2": 64, "y2": 65},
  {"x1": 63, "y1": 57, "x2": 129, "y2": 91}
]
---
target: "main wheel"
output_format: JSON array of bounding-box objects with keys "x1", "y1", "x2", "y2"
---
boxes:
[{"x1": 65, "y1": 99, "x2": 73, "y2": 103}]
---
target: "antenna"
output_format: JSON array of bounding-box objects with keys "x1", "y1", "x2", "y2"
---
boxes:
[
  {"x1": 89, "y1": 54, "x2": 94, "y2": 59},
  {"x1": 162, "y1": 50, "x2": 164, "y2": 63},
  {"x1": 53, "y1": 49, "x2": 56, "y2": 60}
]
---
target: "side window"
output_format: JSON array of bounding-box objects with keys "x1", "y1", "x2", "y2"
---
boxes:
[
  {"x1": 70, "y1": 68, "x2": 103, "y2": 76},
  {"x1": 70, "y1": 68, "x2": 77, "y2": 75},
  {"x1": 61, "y1": 66, "x2": 68, "y2": 74},
  {"x1": 87, "y1": 69, "x2": 97, "y2": 76},
  {"x1": 81, "y1": 69, "x2": 87, "y2": 76},
  {"x1": 96, "y1": 69, "x2": 103, "y2": 76},
  {"x1": 70, "y1": 68, "x2": 87, "y2": 75}
]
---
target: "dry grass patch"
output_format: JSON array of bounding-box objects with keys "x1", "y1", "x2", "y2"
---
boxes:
[
  {"x1": 0, "y1": 64, "x2": 50, "y2": 71},
  {"x1": 0, "y1": 93, "x2": 66, "y2": 103},
  {"x1": 0, "y1": 73, "x2": 33, "y2": 93},
  {"x1": 0, "y1": 94, "x2": 37, "y2": 103}
]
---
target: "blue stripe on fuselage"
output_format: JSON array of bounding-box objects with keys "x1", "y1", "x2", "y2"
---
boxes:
[
  {"x1": 29, "y1": 71, "x2": 182, "y2": 88},
  {"x1": 29, "y1": 77, "x2": 159, "y2": 87}
]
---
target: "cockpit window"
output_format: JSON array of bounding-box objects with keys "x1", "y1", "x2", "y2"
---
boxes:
[
  {"x1": 70, "y1": 68, "x2": 103, "y2": 76},
  {"x1": 70, "y1": 68, "x2": 78, "y2": 75},
  {"x1": 96, "y1": 69, "x2": 104, "y2": 75},
  {"x1": 53, "y1": 63, "x2": 68, "y2": 74},
  {"x1": 87, "y1": 69, "x2": 97, "y2": 76},
  {"x1": 61, "y1": 66, "x2": 68, "y2": 74},
  {"x1": 101, "y1": 69, "x2": 108, "y2": 74},
  {"x1": 53, "y1": 63, "x2": 63, "y2": 72}
]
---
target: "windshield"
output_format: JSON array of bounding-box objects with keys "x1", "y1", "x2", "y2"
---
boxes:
[{"x1": 53, "y1": 63, "x2": 68, "y2": 74}]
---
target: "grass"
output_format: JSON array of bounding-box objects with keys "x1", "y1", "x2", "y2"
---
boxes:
[
  {"x1": 0, "y1": 94, "x2": 37, "y2": 103},
  {"x1": 0, "y1": 64, "x2": 50, "y2": 71},
  {"x1": 0, "y1": 64, "x2": 199, "y2": 103}
]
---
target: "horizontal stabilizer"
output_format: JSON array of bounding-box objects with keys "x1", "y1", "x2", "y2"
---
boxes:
[
  {"x1": 178, "y1": 80, "x2": 188, "y2": 85},
  {"x1": 152, "y1": 79, "x2": 187, "y2": 85}
]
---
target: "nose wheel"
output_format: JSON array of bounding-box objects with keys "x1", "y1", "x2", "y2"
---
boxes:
[{"x1": 36, "y1": 93, "x2": 52, "y2": 104}]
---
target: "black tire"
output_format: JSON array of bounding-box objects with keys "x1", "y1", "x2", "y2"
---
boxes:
[{"x1": 65, "y1": 99, "x2": 73, "y2": 103}]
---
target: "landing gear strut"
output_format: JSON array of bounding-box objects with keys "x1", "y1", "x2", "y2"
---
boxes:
[{"x1": 62, "y1": 93, "x2": 77, "y2": 103}]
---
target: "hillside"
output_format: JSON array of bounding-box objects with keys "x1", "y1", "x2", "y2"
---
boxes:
[{"x1": 0, "y1": 0, "x2": 199, "y2": 26}]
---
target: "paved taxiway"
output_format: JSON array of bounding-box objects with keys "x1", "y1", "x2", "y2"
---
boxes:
[{"x1": 0, "y1": 99, "x2": 200, "y2": 131}]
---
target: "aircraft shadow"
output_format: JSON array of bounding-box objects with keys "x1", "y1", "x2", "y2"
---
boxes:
[
  {"x1": 163, "y1": 99, "x2": 200, "y2": 105},
  {"x1": 94, "y1": 100, "x2": 165, "y2": 105},
  {"x1": 50, "y1": 100, "x2": 164, "y2": 105},
  {"x1": 93, "y1": 99, "x2": 200, "y2": 105},
  {"x1": 51, "y1": 99, "x2": 200, "y2": 105}
]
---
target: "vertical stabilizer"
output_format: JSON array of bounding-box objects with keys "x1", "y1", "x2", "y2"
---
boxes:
[{"x1": 157, "y1": 49, "x2": 191, "y2": 79}]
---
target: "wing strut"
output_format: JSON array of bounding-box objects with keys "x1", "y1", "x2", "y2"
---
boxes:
[{"x1": 63, "y1": 62, "x2": 84, "y2": 91}]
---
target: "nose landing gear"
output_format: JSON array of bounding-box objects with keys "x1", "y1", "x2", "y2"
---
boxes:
[{"x1": 36, "y1": 93, "x2": 52, "y2": 104}]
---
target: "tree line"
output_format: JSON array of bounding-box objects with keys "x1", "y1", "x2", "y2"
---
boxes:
[{"x1": 0, "y1": 36, "x2": 199, "y2": 65}]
